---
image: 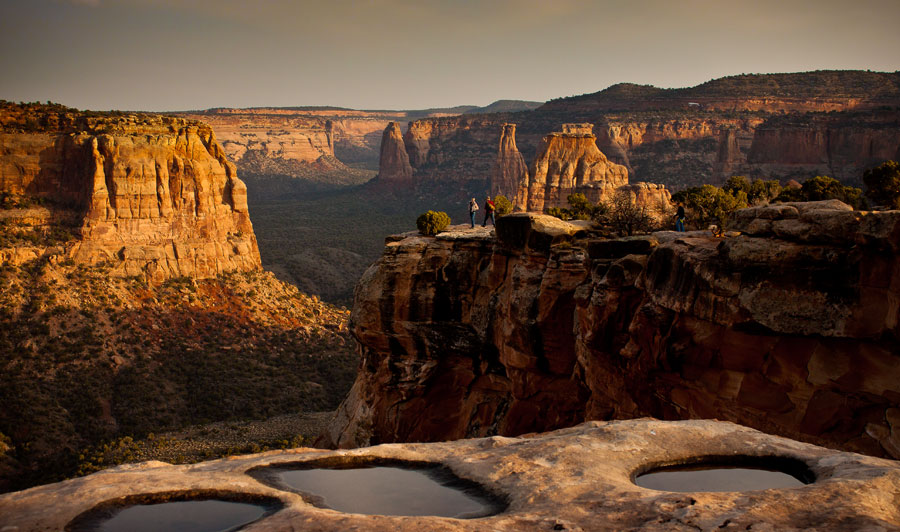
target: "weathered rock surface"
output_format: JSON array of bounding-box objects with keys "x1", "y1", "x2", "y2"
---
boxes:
[
  {"x1": 3, "y1": 419, "x2": 899, "y2": 531},
  {"x1": 518, "y1": 124, "x2": 629, "y2": 211},
  {"x1": 372, "y1": 122, "x2": 414, "y2": 186},
  {"x1": 0, "y1": 103, "x2": 260, "y2": 280},
  {"x1": 326, "y1": 202, "x2": 900, "y2": 460},
  {"x1": 491, "y1": 123, "x2": 528, "y2": 200}
]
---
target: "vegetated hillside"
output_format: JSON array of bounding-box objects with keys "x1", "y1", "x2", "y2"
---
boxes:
[
  {"x1": 248, "y1": 183, "x2": 481, "y2": 306},
  {"x1": 0, "y1": 99, "x2": 360, "y2": 492},
  {"x1": 0, "y1": 209, "x2": 357, "y2": 491},
  {"x1": 464, "y1": 100, "x2": 544, "y2": 114},
  {"x1": 541, "y1": 70, "x2": 900, "y2": 110}
]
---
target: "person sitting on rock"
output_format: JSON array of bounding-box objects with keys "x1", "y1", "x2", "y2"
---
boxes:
[
  {"x1": 468, "y1": 198, "x2": 479, "y2": 228},
  {"x1": 482, "y1": 196, "x2": 496, "y2": 227},
  {"x1": 674, "y1": 203, "x2": 686, "y2": 232}
]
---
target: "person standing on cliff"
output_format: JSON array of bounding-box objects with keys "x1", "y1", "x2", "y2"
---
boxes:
[
  {"x1": 674, "y1": 203, "x2": 686, "y2": 232},
  {"x1": 482, "y1": 196, "x2": 496, "y2": 227},
  {"x1": 468, "y1": 198, "x2": 479, "y2": 228}
]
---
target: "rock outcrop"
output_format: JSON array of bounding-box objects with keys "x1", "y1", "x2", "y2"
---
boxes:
[
  {"x1": 371, "y1": 122, "x2": 414, "y2": 187},
  {"x1": 0, "y1": 103, "x2": 260, "y2": 280},
  {"x1": 325, "y1": 203, "x2": 900, "y2": 460},
  {"x1": 4, "y1": 419, "x2": 900, "y2": 531},
  {"x1": 373, "y1": 72, "x2": 900, "y2": 193},
  {"x1": 490, "y1": 124, "x2": 528, "y2": 200},
  {"x1": 517, "y1": 124, "x2": 629, "y2": 211}
]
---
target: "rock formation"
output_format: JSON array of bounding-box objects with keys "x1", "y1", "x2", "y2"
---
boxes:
[
  {"x1": 490, "y1": 124, "x2": 528, "y2": 200},
  {"x1": 517, "y1": 124, "x2": 629, "y2": 211},
  {"x1": 372, "y1": 122, "x2": 414, "y2": 187},
  {"x1": 376, "y1": 72, "x2": 900, "y2": 193},
  {"x1": 325, "y1": 202, "x2": 900, "y2": 460},
  {"x1": 0, "y1": 103, "x2": 260, "y2": 280},
  {"x1": 4, "y1": 419, "x2": 899, "y2": 530}
]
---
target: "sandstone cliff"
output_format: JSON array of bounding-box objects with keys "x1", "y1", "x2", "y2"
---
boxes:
[
  {"x1": 490, "y1": 123, "x2": 528, "y2": 200},
  {"x1": 518, "y1": 124, "x2": 629, "y2": 211},
  {"x1": 325, "y1": 202, "x2": 900, "y2": 460},
  {"x1": 371, "y1": 122, "x2": 414, "y2": 187},
  {"x1": 0, "y1": 102, "x2": 260, "y2": 280},
  {"x1": 376, "y1": 72, "x2": 900, "y2": 193}
]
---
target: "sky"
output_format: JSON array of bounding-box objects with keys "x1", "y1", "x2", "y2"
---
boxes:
[{"x1": 1, "y1": 0, "x2": 899, "y2": 112}]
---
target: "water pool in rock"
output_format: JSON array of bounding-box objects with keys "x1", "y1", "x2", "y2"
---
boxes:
[
  {"x1": 635, "y1": 459, "x2": 813, "y2": 493},
  {"x1": 66, "y1": 494, "x2": 281, "y2": 532},
  {"x1": 253, "y1": 461, "x2": 504, "y2": 518}
]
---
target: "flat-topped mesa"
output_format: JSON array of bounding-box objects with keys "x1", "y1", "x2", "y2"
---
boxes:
[
  {"x1": 0, "y1": 103, "x2": 260, "y2": 280},
  {"x1": 491, "y1": 123, "x2": 529, "y2": 201},
  {"x1": 371, "y1": 122, "x2": 413, "y2": 187},
  {"x1": 517, "y1": 123, "x2": 629, "y2": 212},
  {"x1": 561, "y1": 123, "x2": 594, "y2": 135}
]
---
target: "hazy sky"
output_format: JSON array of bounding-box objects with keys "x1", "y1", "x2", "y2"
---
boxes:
[{"x1": 2, "y1": 0, "x2": 899, "y2": 112}]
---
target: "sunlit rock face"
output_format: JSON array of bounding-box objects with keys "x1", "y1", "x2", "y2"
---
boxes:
[
  {"x1": 325, "y1": 203, "x2": 900, "y2": 460},
  {"x1": 0, "y1": 104, "x2": 260, "y2": 280},
  {"x1": 3, "y1": 420, "x2": 900, "y2": 531},
  {"x1": 491, "y1": 123, "x2": 528, "y2": 202},
  {"x1": 517, "y1": 124, "x2": 629, "y2": 212},
  {"x1": 371, "y1": 122, "x2": 414, "y2": 187}
]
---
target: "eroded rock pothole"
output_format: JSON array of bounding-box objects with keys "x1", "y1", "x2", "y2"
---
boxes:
[
  {"x1": 633, "y1": 455, "x2": 815, "y2": 492},
  {"x1": 248, "y1": 457, "x2": 506, "y2": 518},
  {"x1": 65, "y1": 490, "x2": 283, "y2": 532}
]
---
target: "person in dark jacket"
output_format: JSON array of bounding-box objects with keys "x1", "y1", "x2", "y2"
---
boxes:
[{"x1": 482, "y1": 196, "x2": 496, "y2": 227}]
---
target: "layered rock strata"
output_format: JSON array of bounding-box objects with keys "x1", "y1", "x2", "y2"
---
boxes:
[
  {"x1": 371, "y1": 122, "x2": 414, "y2": 187},
  {"x1": 490, "y1": 124, "x2": 528, "y2": 200},
  {"x1": 0, "y1": 104, "x2": 260, "y2": 280},
  {"x1": 518, "y1": 124, "x2": 629, "y2": 211},
  {"x1": 4, "y1": 420, "x2": 900, "y2": 531},
  {"x1": 326, "y1": 202, "x2": 900, "y2": 460}
]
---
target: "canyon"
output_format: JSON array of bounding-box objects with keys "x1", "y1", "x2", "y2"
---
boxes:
[
  {"x1": 386, "y1": 71, "x2": 900, "y2": 194},
  {"x1": 324, "y1": 201, "x2": 900, "y2": 462},
  {"x1": 1, "y1": 102, "x2": 260, "y2": 281},
  {"x1": 0, "y1": 102, "x2": 357, "y2": 492}
]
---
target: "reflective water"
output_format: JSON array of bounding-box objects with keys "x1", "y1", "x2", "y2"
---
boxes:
[
  {"x1": 273, "y1": 466, "x2": 499, "y2": 518},
  {"x1": 635, "y1": 466, "x2": 807, "y2": 492},
  {"x1": 94, "y1": 500, "x2": 269, "y2": 532}
]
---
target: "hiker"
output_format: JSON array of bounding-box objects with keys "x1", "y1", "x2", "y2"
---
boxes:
[
  {"x1": 482, "y1": 196, "x2": 496, "y2": 227},
  {"x1": 468, "y1": 198, "x2": 479, "y2": 228},
  {"x1": 674, "y1": 203, "x2": 686, "y2": 232}
]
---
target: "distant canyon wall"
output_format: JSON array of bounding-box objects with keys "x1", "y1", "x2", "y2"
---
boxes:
[
  {"x1": 0, "y1": 104, "x2": 260, "y2": 280},
  {"x1": 385, "y1": 110, "x2": 900, "y2": 193},
  {"x1": 324, "y1": 203, "x2": 900, "y2": 460}
]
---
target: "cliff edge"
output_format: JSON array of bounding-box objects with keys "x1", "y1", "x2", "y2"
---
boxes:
[{"x1": 324, "y1": 202, "x2": 900, "y2": 459}]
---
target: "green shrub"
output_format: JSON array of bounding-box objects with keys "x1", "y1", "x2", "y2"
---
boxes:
[
  {"x1": 775, "y1": 175, "x2": 867, "y2": 209},
  {"x1": 863, "y1": 160, "x2": 900, "y2": 209},
  {"x1": 493, "y1": 195, "x2": 513, "y2": 216},
  {"x1": 416, "y1": 210, "x2": 450, "y2": 236}
]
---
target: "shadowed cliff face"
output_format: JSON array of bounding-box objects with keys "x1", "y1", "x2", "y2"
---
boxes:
[
  {"x1": 325, "y1": 204, "x2": 900, "y2": 460},
  {"x1": 0, "y1": 104, "x2": 260, "y2": 280}
]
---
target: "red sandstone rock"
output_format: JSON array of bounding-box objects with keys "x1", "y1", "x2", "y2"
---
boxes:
[
  {"x1": 517, "y1": 124, "x2": 629, "y2": 211},
  {"x1": 0, "y1": 105, "x2": 260, "y2": 280},
  {"x1": 372, "y1": 122, "x2": 413, "y2": 186},
  {"x1": 325, "y1": 204, "x2": 900, "y2": 460},
  {"x1": 490, "y1": 124, "x2": 529, "y2": 202},
  {"x1": 6, "y1": 420, "x2": 900, "y2": 531}
]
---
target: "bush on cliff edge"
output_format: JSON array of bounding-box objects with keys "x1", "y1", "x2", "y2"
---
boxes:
[
  {"x1": 416, "y1": 210, "x2": 450, "y2": 236},
  {"x1": 864, "y1": 160, "x2": 900, "y2": 209}
]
